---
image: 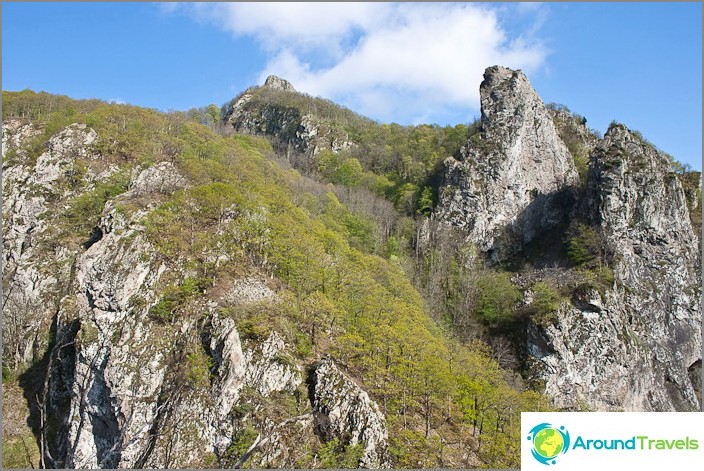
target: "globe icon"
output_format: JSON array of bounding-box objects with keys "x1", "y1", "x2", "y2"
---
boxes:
[{"x1": 533, "y1": 428, "x2": 564, "y2": 459}]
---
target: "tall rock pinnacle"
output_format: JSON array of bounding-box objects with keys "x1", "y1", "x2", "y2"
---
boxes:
[{"x1": 436, "y1": 66, "x2": 579, "y2": 259}]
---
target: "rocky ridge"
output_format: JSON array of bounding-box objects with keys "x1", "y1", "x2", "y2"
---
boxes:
[
  {"x1": 423, "y1": 66, "x2": 701, "y2": 411},
  {"x1": 215, "y1": 68, "x2": 701, "y2": 412},
  {"x1": 223, "y1": 75, "x2": 354, "y2": 163},
  {"x1": 568, "y1": 123, "x2": 700, "y2": 411},
  {"x1": 2, "y1": 64, "x2": 701, "y2": 471},
  {"x1": 3, "y1": 121, "x2": 100, "y2": 368},
  {"x1": 2, "y1": 121, "x2": 390, "y2": 468}
]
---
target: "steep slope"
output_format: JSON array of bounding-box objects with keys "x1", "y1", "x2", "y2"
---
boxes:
[
  {"x1": 436, "y1": 66, "x2": 579, "y2": 261},
  {"x1": 223, "y1": 75, "x2": 357, "y2": 162},
  {"x1": 222, "y1": 75, "x2": 469, "y2": 217},
  {"x1": 527, "y1": 124, "x2": 702, "y2": 411},
  {"x1": 217, "y1": 67, "x2": 701, "y2": 414},
  {"x1": 2, "y1": 91, "x2": 547, "y2": 469}
]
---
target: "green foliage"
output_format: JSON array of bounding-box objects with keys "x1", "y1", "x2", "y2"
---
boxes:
[
  {"x1": 6, "y1": 89, "x2": 553, "y2": 468},
  {"x1": 333, "y1": 157, "x2": 364, "y2": 186},
  {"x1": 530, "y1": 281, "x2": 562, "y2": 327},
  {"x1": 383, "y1": 235, "x2": 401, "y2": 259},
  {"x1": 474, "y1": 273, "x2": 521, "y2": 326},
  {"x1": 237, "y1": 318, "x2": 272, "y2": 343},
  {"x1": 62, "y1": 170, "x2": 130, "y2": 237},
  {"x1": 320, "y1": 192, "x2": 378, "y2": 253},
  {"x1": 416, "y1": 186, "x2": 434, "y2": 215},
  {"x1": 547, "y1": 103, "x2": 595, "y2": 185},
  {"x1": 185, "y1": 347, "x2": 213, "y2": 388},
  {"x1": 148, "y1": 277, "x2": 207, "y2": 323},
  {"x1": 317, "y1": 438, "x2": 364, "y2": 469},
  {"x1": 224, "y1": 426, "x2": 259, "y2": 462},
  {"x1": 2, "y1": 432, "x2": 41, "y2": 469},
  {"x1": 565, "y1": 223, "x2": 601, "y2": 266},
  {"x1": 232, "y1": 87, "x2": 469, "y2": 214},
  {"x1": 2, "y1": 364, "x2": 14, "y2": 383}
]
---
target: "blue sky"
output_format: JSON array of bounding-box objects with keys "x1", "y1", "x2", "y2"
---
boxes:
[{"x1": 2, "y1": 2, "x2": 701, "y2": 170}]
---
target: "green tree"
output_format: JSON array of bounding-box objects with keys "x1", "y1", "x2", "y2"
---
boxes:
[
  {"x1": 529, "y1": 281, "x2": 562, "y2": 327},
  {"x1": 565, "y1": 223, "x2": 601, "y2": 266},
  {"x1": 333, "y1": 158, "x2": 364, "y2": 186},
  {"x1": 474, "y1": 273, "x2": 521, "y2": 326},
  {"x1": 416, "y1": 186, "x2": 434, "y2": 215}
]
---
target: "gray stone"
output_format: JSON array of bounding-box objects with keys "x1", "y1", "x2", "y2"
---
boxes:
[
  {"x1": 264, "y1": 75, "x2": 296, "y2": 92},
  {"x1": 311, "y1": 357, "x2": 390, "y2": 468},
  {"x1": 436, "y1": 66, "x2": 578, "y2": 259},
  {"x1": 528, "y1": 124, "x2": 701, "y2": 411}
]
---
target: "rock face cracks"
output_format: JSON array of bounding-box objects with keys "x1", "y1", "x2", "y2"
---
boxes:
[
  {"x1": 3, "y1": 121, "x2": 389, "y2": 468},
  {"x1": 310, "y1": 357, "x2": 390, "y2": 468},
  {"x1": 432, "y1": 66, "x2": 700, "y2": 412},
  {"x1": 531, "y1": 125, "x2": 701, "y2": 411},
  {"x1": 2, "y1": 65, "x2": 701, "y2": 471},
  {"x1": 436, "y1": 66, "x2": 578, "y2": 260}
]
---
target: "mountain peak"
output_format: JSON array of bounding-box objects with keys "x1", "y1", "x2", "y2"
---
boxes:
[
  {"x1": 483, "y1": 64, "x2": 521, "y2": 81},
  {"x1": 263, "y1": 75, "x2": 296, "y2": 92}
]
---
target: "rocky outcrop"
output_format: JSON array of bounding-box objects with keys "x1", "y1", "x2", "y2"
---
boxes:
[
  {"x1": 264, "y1": 75, "x2": 296, "y2": 92},
  {"x1": 224, "y1": 277, "x2": 277, "y2": 305},
  {"x1": 57, "y1": 222, "x2": 307, "y2": 467},
  {"x1": 224, "y1": 93, "x2": 303, "y2": 151},
  {"x1": 548, "y1": 104, "x2": 600, "y2": 164},
  {"x1": 2, "y1": 122, "x2": 99, "y2": 367},
  {"x1": 311, "y1": 357, "x2": 389, "y2": 468},
  {"x1": 3, "y1": 119, "x2": 391, "y2": 469},
  {"x1": 223, "y1": 78, "x2": 354, "y2": 163},
  {"x1": 528, "y1": 124, "x2": 702, "y2": 411},
  {"x1": 436, "y1": 66, "x2": 579, "y2": 259},
  {"x1": 127, "y1": 161, "x2": 188, "y2": 197}
]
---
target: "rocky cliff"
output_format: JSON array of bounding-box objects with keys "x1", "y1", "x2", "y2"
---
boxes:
[
  {"x1": 2, "y1": 119, "x2": 391, "y2": 468},
  {"x1": 426, "y1": 66, "x2": 700, "y2": 412},
  {"x1": 528, "y1": 124, "x2": 701, "y2": 411},
  {"x1": 310, "y1": 357, "x2": 389, "y2": 468},
  {"x1": 2, "y1": 66, "x2": 701, "y2": 470},
  {"x1": 3, "y1": 121, "x2": 99, "y2": 368},
  {"x1": 436, "y1": 66, "x2": 579, "y2": 260}
]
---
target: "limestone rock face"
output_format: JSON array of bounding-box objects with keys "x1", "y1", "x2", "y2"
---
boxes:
[
  {"x1": 2, "y1": 122, "x2": 99, "y2": 367},
  {"x1": 128, "y1": 161, "x2": 188, "y2": 197},
  {"x1": 2, "y1": 120, "x2": 389, "y2": 469},
  {"x1": 529, "y1": 124, "x2": 702, "y2": 411},
  {"x1": 311, "y1": 357, "x2": 390, "y2": 468},
  {"x1": 264, "y1": 75, "x2": 296, "y2": 92},
  {"x1": 436, "y1": 66, "x2": 578, "y2": 259}
]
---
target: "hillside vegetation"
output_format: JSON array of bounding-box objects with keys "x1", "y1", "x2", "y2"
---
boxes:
[{"x1": 2, "y1": 90, "x2": 550, "y2": 469}]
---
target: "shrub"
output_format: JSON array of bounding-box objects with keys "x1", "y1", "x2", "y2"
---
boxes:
[
  {"x1": 317, "y1": 438, "x2": 364, "y2": 469},
  {"x1": 474, "y1": 273, "x2": 521, "y2": 327},
  {"x1": 63, "y1": 169, "x2": 130, "y2": 236},
  {"x1": 185, "y1": 348, "x2": 213, "y2": 388},
  {"x1": 565, "y1": 223, "x2": 601, "y2": 266},
  {"x1": 224, "y1": 426, "x2": 259, "y2": 461},
  {"x1": 530, "y1": 281, "x2": 562, "y2": 327},
  {"x1": 148, "y1": 277, "x2": 207, "y2": 323}
]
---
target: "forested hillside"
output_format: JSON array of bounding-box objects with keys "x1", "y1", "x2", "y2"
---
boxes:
[
  {"x1": 2, "y1": 66, "x2": 701, "y2": 470},
  {"x1": 2, "y1": 88, "x2": 549, "y2": 469}
]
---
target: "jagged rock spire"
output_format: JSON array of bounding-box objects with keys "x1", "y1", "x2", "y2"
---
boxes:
[{"x1": 436, "y1": 65, "x2": 578, "y2": 259}]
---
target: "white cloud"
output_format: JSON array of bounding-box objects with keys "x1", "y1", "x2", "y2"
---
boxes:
[{"x1": 171, "y1": 2, "x2": 548, "y2": 124}]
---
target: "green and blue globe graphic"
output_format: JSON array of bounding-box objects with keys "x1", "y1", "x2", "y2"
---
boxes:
[{"x1": 527, "y1": 423, "x2": 570, "y2": 465}]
